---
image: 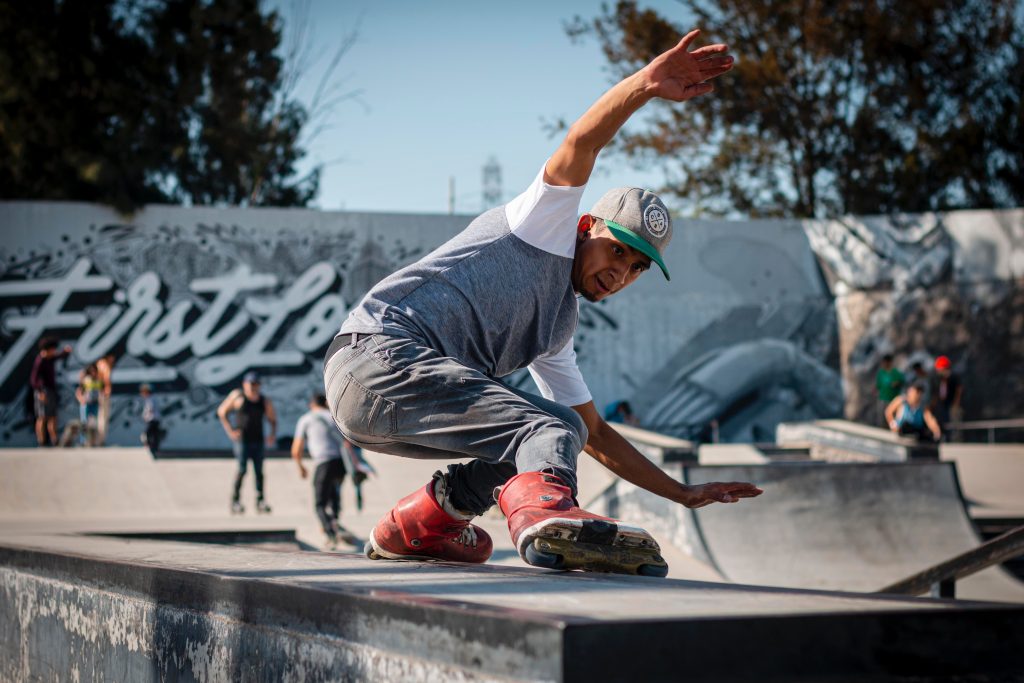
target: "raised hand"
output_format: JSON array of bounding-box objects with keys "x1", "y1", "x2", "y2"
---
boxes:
[
  {"x1": 681, "y1": 481, "x2": 763, "y2": 508},
  {"x1": 641, "y1": 29, "x2": 734, "y2": 102}
]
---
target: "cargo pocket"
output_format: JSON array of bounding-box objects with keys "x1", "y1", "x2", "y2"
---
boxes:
[{"x1": 333, "y1": 372, "x2": 396, "y2": 442}]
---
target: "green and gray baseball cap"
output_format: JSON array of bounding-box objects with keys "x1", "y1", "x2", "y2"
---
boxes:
[{"x1": 589, "y1": 187, "x2": 672, "y2": 280}]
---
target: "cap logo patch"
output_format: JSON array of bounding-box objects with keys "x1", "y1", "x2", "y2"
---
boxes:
[{"x1": 644, "y1": 205, "x2": 669, "y2": 238}]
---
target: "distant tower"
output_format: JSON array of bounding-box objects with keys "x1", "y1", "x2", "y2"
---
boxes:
[{"x1": 482, "y1": 156, "x2": 502, "y2": 210}]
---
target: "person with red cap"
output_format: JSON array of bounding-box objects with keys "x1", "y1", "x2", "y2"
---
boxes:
[
  {"x1": 931, "y1": 356, "x2": 962, "y2": 440},
  {"x1": 324, "y1": 29, "x2": 762, "y2": 576}
]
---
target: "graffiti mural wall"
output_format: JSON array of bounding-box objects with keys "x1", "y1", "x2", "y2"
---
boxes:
[
  {"x1": 803, "y1": 209, "x2": 1024, "y2": 426},
  {"x1": 614, "y1": 218, "x2": 842, "y2": 442},
  {"x1": 0, "y1": 202, "x2": 467, "y2": 448},
  {"x1": 4, "y1": 200, "x2": 1013, "y2": 448}
]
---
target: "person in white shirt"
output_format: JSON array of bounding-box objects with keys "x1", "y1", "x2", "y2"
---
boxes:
[{"x1": 292, "y1": 394, "x2": 360, "y2": 549}]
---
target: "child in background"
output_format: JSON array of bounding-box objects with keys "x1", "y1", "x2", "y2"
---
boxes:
[
  {"x1": 76, "y1": 364, "x2": 103, "y2": 446},
  {"x1": 139, "y1": 383, "x2": 162, "y2": 454}
]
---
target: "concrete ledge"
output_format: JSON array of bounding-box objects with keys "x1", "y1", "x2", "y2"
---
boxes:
[
  {"x1": 777, "y1": 419, "x2": 936, "y2": 462},
  {"x1": 3, "y1": 537, "x2": 1024, "y2": 681},
  {"x1": 610, "y1": 423, "x2": 696, "y2": 463},
  {"x1": 0, "y1": 544, "x2": 562, "y2": 682}
]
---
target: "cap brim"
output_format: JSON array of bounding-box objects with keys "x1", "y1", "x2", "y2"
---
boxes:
[{"x1": 604, "y1": 220, "x2": 670, "y2": 281}]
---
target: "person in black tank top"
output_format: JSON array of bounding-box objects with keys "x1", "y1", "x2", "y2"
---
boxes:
[
  {"x1": 216, "y1": 371, "x2": 278, "y2": 514},
  {"x1": 236, "y1": 393, "x2": 266, "y2": 444}
]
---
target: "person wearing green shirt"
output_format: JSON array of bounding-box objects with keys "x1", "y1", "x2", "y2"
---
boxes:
[{"x1": 875, "y1": 354, "x2": 905, "y2": 427}]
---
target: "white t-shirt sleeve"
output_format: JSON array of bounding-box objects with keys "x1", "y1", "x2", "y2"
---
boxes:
[
  {"x1": 527, "y1": 338, "x2": 592, "y2": 407},
  {"x1": 504, "y1": 163, "x2": 587, "y2": 258}
]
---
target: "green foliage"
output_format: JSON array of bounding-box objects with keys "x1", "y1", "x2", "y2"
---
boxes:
[
  {"x1": 569, "y1": 1, "x2": 1024, "y2": 218},
  {"x1": 0, "y1": 0, "x2": 318, "y2": 211}
]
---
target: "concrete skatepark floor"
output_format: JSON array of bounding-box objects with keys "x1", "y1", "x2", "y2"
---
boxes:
[{"x1": 2, "y1": 443, "x2": 1024, "y2": 680}]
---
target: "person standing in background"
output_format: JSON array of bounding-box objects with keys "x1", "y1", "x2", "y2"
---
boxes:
[
  {"x1": 76, "y1": 363, "x2": 103, "y2": 447},
  {"x1": 907, "y1": 361, "x2": 932, "y2": 407},
  {"x1": 95, "y1": 352, "x2": 116, "y2": 445},
  {"x1": 217, "y1": 371, "x2": 276, "y2": 514},
  {"x1": 931, "y1": 356, "x2": 963, "y2": 441},
  {"x1": 875, "y1": 354, "x2": 904, "y2": 428},
  {"x1": 29, "y1": 337, "x2": 72, "y2": 446},
  {"x1": 139, "y1": 383, "x2": 162, "y2": 455}
]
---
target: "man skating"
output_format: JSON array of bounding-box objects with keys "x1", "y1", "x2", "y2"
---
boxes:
[
  {"x1": 325, "y1": 29, "x2": 762, "y2": 576},
  {"x1": 217, "y1": 371, "x2": 277, "y2": 514}
]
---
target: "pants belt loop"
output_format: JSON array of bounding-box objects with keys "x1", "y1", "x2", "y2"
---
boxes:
[{"x1": 350, "y1": 332, "x2": 360, "y2": 347}]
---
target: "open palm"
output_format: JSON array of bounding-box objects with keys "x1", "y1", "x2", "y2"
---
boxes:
[
  {"x1": 644, "y1": 29, "x2": 734, "y2": 102},
  {"x1": 684, "y1": 481, "x2": 763, "y2": 508}
]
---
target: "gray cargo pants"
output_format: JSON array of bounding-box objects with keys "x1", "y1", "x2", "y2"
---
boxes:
[{"x1": 324, "y1": 334, "x2": 587, "y2": 515}]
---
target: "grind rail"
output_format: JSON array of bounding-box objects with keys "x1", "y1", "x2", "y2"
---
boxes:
[{"x1": 878, "y1": 524, "x2": 1024, "y2": 599}]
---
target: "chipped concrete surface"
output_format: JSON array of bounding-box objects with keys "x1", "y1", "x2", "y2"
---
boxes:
[{"x1": 1, "y1": 566, "x2": 536, "y2": 682}]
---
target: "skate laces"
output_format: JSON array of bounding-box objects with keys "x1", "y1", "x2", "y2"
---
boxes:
[{"x1": 455, "y1": 525, "x2": 478, "y2": 547}]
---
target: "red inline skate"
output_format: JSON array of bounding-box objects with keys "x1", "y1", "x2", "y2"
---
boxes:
[
  {"x1": 365, "y1": 473, "x2": 492, "y2": 564},
  {"x1": 497, "y1": 471, "x2": 668, "y2": 577}
]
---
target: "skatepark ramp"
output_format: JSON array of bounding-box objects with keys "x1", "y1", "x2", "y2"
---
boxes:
[
  {"x1": 591, "y1": 460, "x2": 1024, "y2": 603},
  {"x1": 3, "y1": 533, "x2": 1023, "y2": 682}
]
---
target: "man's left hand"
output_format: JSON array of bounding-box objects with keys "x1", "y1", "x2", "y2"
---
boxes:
[
  {"x1": 678, "y1": 481, "x2": 763, "y2": 508},
  {"x1": 641, "y1": 29, "x2": 735, "y2": 102}
]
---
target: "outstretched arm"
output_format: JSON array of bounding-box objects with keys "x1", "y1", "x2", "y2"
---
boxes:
[
  {"x1": 546, "y1": 29, "x2": 733, "y2": 187},
  {"x1": 573, "y1": 401, "x2": 762, "y2": 508}
]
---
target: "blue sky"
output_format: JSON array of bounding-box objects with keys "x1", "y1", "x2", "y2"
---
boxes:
[{"x1": 273, "y1": 1, "x2": 694, "y2": 215}]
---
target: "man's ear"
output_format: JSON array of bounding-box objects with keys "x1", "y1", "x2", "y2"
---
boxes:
[{"x1": 577, "y1": 214, "x2": 594, "y2": 240}]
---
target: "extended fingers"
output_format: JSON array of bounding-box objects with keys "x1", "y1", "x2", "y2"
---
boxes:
[
  {"x1": 725, "y1": 482, "x2": 764, "y2": 497},
  {"x1": 699, "y1": 55, "x2": 734, "y2": 70},
  {"x1": 706, "y1": 481, "x2": 764, "y2": 503},
  {"x1": 675, "y1": 82, "x2": 715, "y2": 101},
  {"x1": 690, "y1": 43, "x2": 729, "y2": 58},
  {"x1": 676, "y1": 28, "x2": 701, "y2": 52}
]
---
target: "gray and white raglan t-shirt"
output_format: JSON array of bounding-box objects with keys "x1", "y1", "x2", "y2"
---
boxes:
[
  {"x1": 339, "y1": 164, "x2": 592, "y2": 406},
  {"x1": 294, "y1": 408, "x2": 343, "y2": 464}
]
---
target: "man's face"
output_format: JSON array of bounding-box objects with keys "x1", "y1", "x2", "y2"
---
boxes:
[
  {"x1": 907, "y1": 387, "x2": 922, "y2": 406},
  {"x1": 243, "y1": 380, "x2": 260, "y2": 397},
  {"x1": 571, "y1": 218, "x2": 652, "y2": 302}
]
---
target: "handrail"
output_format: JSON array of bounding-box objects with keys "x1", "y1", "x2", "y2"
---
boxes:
[
  {"x1": 944, "y1": 418, "x2": 1024, "y2": 443},
  {"x1": 877, "y1": 525, "x2": 1024, "y2": 598}
]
